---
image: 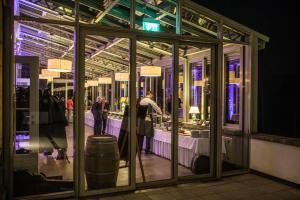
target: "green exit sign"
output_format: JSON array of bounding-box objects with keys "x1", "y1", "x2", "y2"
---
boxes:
[{"x1": 143, "y1": 19, "x2": 160, "y2": 32}]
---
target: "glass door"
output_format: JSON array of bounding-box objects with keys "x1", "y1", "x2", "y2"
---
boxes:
[
  {"x1": 13, "y1": 22, "x2": 76, "y2": 198},
  {"x1": 222, "y1": 44, "x2": 249, "y2": 174},
  {"x1": 135, "y1": 37, "x2": 174, "y2": 184},
  {"x1": 14, "y1": 55, "x2": 75, "y2": 197},
  {"x1": 177, "y1": 43, "x2": 215, "y2": 179},
  {"x1": 78, "y1": 28, "x2": 135, "y2": 196}
]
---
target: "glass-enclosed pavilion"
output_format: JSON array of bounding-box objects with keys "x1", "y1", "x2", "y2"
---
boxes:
[{"x1": 0, "y1": 0, "x2": 269, "y2": 199}]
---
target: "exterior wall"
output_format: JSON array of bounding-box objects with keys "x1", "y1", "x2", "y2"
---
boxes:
[{"x1": 250, "y1": 139, "x2": 300, "y2": 184}]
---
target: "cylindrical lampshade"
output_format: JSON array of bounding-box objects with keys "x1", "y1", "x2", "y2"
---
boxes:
[
  {"x1": 140, "y1": 66, "x2": 161, "y2": 77},
  {"x1": 84, "y1": 82, "x2": 90, "y2": 88},
  {"x1": 39, "y1": 75, "x2": 53, "y2": 81},
  {"x1": 98, "y1": 77, "x2": 112, "y2": 84},
  {"x1": 87, "y1": 80, "x2": 98, "y2": 86},
  {"x1": 48, "y1": 59, "x2": 72, "y2": 72},
  {"x1": 40, "y1": 69, "x2": 60, "y2": 78},
  {"x1": 189, "y1": 106, "x2": 200, "y2": 114},
  {"x1": 115, "y1": 72, "x2": 129, "y2": 81}
]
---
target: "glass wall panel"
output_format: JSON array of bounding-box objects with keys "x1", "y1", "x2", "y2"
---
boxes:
[
  {"x1": 134, "y1": 0, "x2": 177, "y2": 34},
  {"x1": 178, "y1": 44, "x2": 212, "y2": 177},
  {"x1": 136, "y1": 39, "x2": 173, "y2": 182},
  {"x1": 14, "y1": 0, "x2": 132, "y2": 28},
  {"x1": 83, "y1": 35, "x2": 131, "y2": 190},
  {"x1": 87, "y1": 0, "x2": 132, "y2": 28},
  {"x1": 13, "y1": 23, "x2": 74, "y2": 197},
  {"x1": 14, "y1": 0, "x2": 74, "y2": 22},
  {"x1": 222, "y1": 44, "x2": 248, "y2": 172}
]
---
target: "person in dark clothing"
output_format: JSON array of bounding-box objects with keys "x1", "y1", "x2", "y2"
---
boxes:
[
  {"x1": 178, "y1": 97, "x2": 183, "y2": 108},
  {"x1": 91, "y1": 97, "x2": 102, "y2": 135},
  {"x1": 52, "y1": 95, "x2": 68, "y2": 160},
  {"x1": 118, "y1": 105, "x2": 129, "y2": 161},
  {"x1": 137, "y1": 91, "x2": 162, "y2": 154},
  {"x1": 166, "y1": 96, "x2": 183, "y2": 115},
  {"x1": 166, "y1": 95, "x2": 172, "y2": 115},
  {"x1": 39, "y1": 89, "x2": 55, "y2": 156},
  {"x1": 39, "y1": 89, "x2": 69, "y2": 160},
  {"x1": 100, "y1": 96, "x2": 110, "y2": 134}
]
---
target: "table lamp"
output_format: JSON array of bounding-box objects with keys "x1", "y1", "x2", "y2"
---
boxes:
[{"x1": 189, "y1": 106, "x2": 200, "y2": 122}]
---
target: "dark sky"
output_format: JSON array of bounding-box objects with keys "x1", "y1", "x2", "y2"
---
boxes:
[{"x1": 193, "y1": 0, "x2": 299, "y2": 138}]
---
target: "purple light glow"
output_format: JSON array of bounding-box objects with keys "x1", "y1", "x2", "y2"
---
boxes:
[
  {"x1": 228, "y1": 84, "x2": 234, "y2": 120},
  {"x1": 227, "y1": 59, "x2": 240, "y2": 121},
  {"x1": 192, "y1": 63, "x2": 202, "y2": 106}
]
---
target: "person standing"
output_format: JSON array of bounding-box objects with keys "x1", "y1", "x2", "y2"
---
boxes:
[
  {"x1": 100, "y1": 96, "x2": 110, "y2": 134},
  {"x1": 137, "y1": 91, "x2": 162, "y2": 154},
  {"x1": 91, "y1": 97, "x2": 102, "y2": 135},
  {"x1": 66, "y1": 96, "x2": 73, "y2": 123}
]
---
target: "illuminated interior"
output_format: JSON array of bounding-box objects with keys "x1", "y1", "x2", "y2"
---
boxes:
[{"x1": 6, "y1": 0, "x2": 269, "y2": 198}]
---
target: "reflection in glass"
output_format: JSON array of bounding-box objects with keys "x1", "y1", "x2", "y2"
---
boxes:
[
  {"x1": 226, "y1": 59, "x2": 240, "y2": 124},
  {"x1": 222, "y1": 45, "x2": 247, "y2": 173},
  {"x1": 136, "y1": 40, "x2": 172, "y2": 183},
  {"x1": 178, "y1": 45, "x2": 212, "y2": 177},
  {"x1": 13, "y1": 23, "x2": 75, "y2": 197},
  {"x1": 84, "y1": 36, "x2": 131, "y2": 190}
]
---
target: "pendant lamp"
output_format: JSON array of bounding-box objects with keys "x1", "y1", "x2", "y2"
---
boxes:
[
  {"x1": 86, "y1": 80, "x2": 98, "y2": 86},
  {"x1": 98, "y1": 77, "x2": 112, "y2": 84},
  {"x1": 140, "y1": 66, "x2": 161, "y2": 77},
  {"x1": 48, "y1": 59, "x2": 72, "y2": 72},
  {"x1": 40, "y1": 69, "x2": 60, "y2": 79},
  {"x1": 115, "y1": 72, "x2": 129, "y2": 81}
]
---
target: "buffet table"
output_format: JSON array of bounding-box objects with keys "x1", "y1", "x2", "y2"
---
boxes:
[{"x1": 85, "y1": 111, "x2": 225, "y2": 167}]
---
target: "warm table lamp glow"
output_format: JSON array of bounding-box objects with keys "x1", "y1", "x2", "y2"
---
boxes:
[{"x1": 189, "y1": 106, "x2": 200, "y2": 121}]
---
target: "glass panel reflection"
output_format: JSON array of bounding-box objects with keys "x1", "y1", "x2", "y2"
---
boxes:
[
  {"x1": 222, "y1": 44, "x2": 247, "y2": 173},
  {"x1": 136, "y1": 40, "x2": 172, "y2": 182},
  {"x1": 178, "y1": 44, "x2": 212, "y2": 177},
  {"x1": 84, "y1": 35, "x2": 131, "y2": 190},
  {"x1": 13, "y1": 23, "x2": 74, "y2": 197}
]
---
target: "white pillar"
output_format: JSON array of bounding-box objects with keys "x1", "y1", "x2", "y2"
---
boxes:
[
  {"x1": 183, "y1": 58, "x2": 190, "y2": 121},
  {"x1": 51, "y1": 81, "x2": 54, "y2": 95}
]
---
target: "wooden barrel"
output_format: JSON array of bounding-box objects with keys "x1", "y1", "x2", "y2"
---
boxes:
[{"x1": 84, "y1": 135, "x2": 120, "y2": 189}]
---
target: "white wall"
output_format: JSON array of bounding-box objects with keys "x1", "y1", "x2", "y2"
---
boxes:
[{"x1": 250, "y1": 139, "x2": 300, "y2": 184}]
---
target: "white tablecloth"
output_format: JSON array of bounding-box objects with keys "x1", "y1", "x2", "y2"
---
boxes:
[{"x1": 85, "y1": 111, "x2": 225, "y2": 167}]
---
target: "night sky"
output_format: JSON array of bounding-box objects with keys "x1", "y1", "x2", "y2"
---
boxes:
[{"x1": 194, "y1": 0, "x2": 299, "y2": 138}]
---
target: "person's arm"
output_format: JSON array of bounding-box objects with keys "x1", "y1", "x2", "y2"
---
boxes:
[{"x1": 148, "y1": 99, "x2": 162, "y2": 115}]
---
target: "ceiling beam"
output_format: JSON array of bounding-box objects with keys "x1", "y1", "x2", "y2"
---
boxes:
[{"x1": 92, "y1": 0, "x2": 121, "y2": 24}]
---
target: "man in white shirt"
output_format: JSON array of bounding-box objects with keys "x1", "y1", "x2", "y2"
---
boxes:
[
  {"x1": 137, "y1": 91, "x2": 162, "y2": 154},
  {"x1": 139, "y1": 92, "x2": 162, "y2": 115}
]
